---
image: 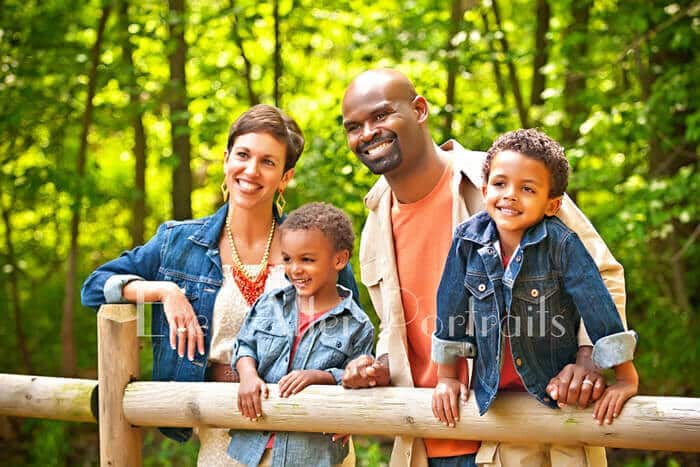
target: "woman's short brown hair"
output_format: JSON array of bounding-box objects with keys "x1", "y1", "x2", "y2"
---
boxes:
[{"x1": 226, "y1": 104, "x2": 305, "y2": 172}]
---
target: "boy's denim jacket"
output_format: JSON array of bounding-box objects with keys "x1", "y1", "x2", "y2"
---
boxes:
[
  {"x1": 227, "y1": 284, "x2": 374, "y2": 466},
  {"x1": 432, "y1": 211, "x2": 637, "y2": 415},
  {"x1": 80, "y1": 203, "x2": 361, "y2": 442}
]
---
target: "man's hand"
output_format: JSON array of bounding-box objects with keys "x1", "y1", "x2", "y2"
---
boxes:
[
  {"x1": 432, "y1": 377, "x2": 468, "y2": 427},
  {"x1": 546, "y1": 346, "x2": 605, "y2": 408},
  {"x1": 342, "y1": 354, "x2": 390, "y2": 388}
]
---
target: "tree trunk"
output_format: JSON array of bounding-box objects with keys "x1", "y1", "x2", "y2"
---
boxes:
[
  {"x1": 229, "y1": 0, "x2": 259, "y2": 106},
  {"x1": 273, "y1": 0, "x2": 281, "y2": 107},
  {"x1": 480, "y1": 11, "x2": 507, "y2": 109},
  {"x1": 119, "y1": 0, "x2": 147, "y2": 247},
  {"x1": 491, "y1": 0, "x2": 528, "y2": 127},
  {"x1": 168, "y1": 0, "x2": 192, "y2": 220},
  {"x1": 444, "y1": 0, "x2": 466, "y2": 136},
  {"x1": 562, "y1": 0, "x2": 592, "y2": 145},
  {"x1": 1, "y1": 201, "x2": 32, "y2": 373},
  {"x1": 530, "y1": 0, "x2": 550, "y2": 110},
  {"x1": 60, "y1": 6, "x2": 111, "y2": 377}
]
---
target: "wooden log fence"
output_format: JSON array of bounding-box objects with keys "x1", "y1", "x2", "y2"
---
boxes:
[{"x1": 0, "y1": 304, "x2": 698, "y2": 466}]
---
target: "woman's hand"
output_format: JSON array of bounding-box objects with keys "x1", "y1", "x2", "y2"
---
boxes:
[
  {"x1": 278, "y1": 370, "x2": 335, "y2": 397},
  {"x1": 159, "y1": 282, "x2": 205, "y2": 360}
]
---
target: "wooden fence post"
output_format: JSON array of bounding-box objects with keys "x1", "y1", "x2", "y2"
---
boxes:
[{"x1": 98, "y1": 304, "x2": 142, "y2": 466}]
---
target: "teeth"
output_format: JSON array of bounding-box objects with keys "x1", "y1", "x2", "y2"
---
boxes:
[
  {"x1": 498, "y1": 207, "x2": 520, "y2": 215},
  {"x1": 237, "y1": 180, "x2": 260, "y2": 191},
  {"x1": 367, "y1": 141, "x2": 392, "y2": 156}
]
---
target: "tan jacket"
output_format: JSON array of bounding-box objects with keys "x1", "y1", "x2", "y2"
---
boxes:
[{"x1": 359, "y1": 141, "x2": 624, "y2": 467}]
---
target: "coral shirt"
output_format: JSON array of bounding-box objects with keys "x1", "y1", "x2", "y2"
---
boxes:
[{"x1": 391, "y1": 164, "x2": 479, "y2": 458}]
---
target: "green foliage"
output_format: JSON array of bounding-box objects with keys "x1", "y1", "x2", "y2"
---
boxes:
[{"x1": 1, "y1": 0, "x2": 698, "y2": 464}]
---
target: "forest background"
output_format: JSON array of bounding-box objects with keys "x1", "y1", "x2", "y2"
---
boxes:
[{"x1": 1, "y1": 0, "x2": 698, "y2": 465}]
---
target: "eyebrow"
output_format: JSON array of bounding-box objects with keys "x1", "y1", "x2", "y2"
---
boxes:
[
  {"x1": 232, "y1": 145, "x2": 284, "y2": 160},
  {"x1": 343, "y1": 101, "x2": 395, "y2": 128}
]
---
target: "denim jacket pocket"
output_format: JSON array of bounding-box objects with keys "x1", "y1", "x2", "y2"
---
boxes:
[
  {"x1": 315, "y1": 332, "x2": 353, "y2": 369},
  {"x1": 511, "y1": 278, "x2": 564, "y2": 338},
  {"x1": 464, "y1": 273, "x2": 495, "y2": 304},
  {"x1": 253, "y1": 318, "x2": 289, "y2": 369}
]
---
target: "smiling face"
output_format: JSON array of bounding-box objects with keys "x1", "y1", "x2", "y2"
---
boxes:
[
  {"x1": 482, "y1": 150, "x2": 562, "y2": 243},
  {"x1": 342, "y1": 71, "x2": 427, "y2": 176},
  {"x1": 281, "y1": 228, "x2": 348, "y2": 301},
  {"x1": 224, "y1": 132, "x2": 294, "y2": 211}
]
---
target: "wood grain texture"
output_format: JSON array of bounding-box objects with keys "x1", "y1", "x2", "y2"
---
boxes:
[{"x1": 123, "y1": 382, "x2": 700, "y2": 452}]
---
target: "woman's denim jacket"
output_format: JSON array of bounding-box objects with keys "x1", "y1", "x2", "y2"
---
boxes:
[
  {"x1": 80, "y1": 203, "x2": 361, "y2": 442},
  {"x1": 432, "y1": 211, "x2": 637, "y2": 415},
  {"x1": 227, "y1": 284, "x2": 374, "y2": 466}
]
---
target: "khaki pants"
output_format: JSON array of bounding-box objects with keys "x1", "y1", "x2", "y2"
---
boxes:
[{"x1": 475, "y1": 442, "x2": 606, "y2": 467}]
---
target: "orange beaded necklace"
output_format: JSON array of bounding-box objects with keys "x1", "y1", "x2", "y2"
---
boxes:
[{"x1": 225, "y1": 214, "x2": 275, "y2": 305}]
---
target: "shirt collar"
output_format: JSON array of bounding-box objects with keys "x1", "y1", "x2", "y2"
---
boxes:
[
  {"x1": 460, "y1": 211, "x2": 550, "y2": 247},
  {"x1": 188, "y1": 203, "x2": 285, "y2": 248}
]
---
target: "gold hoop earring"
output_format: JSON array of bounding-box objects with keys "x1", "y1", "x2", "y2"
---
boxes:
[
  {"x1": 275, "y1": 190, "x2": 287, "y2": 215},
  {"x1": 221, "y1": 181, "x2": 229, "y2": 202}
]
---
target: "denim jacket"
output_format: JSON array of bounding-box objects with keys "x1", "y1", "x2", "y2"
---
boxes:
[
  {"x1": 227, "y1": 284, "x2": 374, "y2": 466},
  {"x1": 80, "y1": 203, "x2": 361, "y2": 442},
  {"x1": 432, "y1": 211, "x2": 636, "y2": 415}
]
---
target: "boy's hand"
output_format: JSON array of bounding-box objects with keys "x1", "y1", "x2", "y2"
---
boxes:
[
  {"x1": 237, "y1": 375, "x2": 269, "y2": 421},
  {"x1": 278, "y1": 370, "x2": 334, "y2": 397},
  {"x1": 432, "y1": 377, "x2": 468, "y2": 427},
  {"x1": 593, "y1": 361, "x2": 638, "y2": 425}
]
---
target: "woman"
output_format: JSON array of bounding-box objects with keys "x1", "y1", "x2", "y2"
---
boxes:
[{"x1": 81, "y1": 104, "x2": 359, "y2": 466}]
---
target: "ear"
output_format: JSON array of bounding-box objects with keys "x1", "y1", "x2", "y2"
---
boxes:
[
  {"x1": 481, "y1": 184, "x2": 488, "y2": 199},
  {"x1": 545, "y1": 196, "x2": 563, "y2": 216},
  {"x1": 223, "y1": 150, "x2": 230, "y2": 165},
  {"x1": 279, "y1": 168, "x2": 295, "y2": 191},
  {"x1": 334, "y1": 249, "x2": 350, "y2": 272},
  {"x1": 412, "y1": 95, "x2": 429, "y2": 124}
]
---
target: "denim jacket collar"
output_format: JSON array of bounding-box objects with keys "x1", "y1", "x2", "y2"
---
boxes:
[
  {"x1": 460, "y1": 210, "x2": 550, "y2": 248},
  {"x1": 274, "y1": 283, "x2": 359, "y2": 319},
  {"x1": 188, "y1": 203, "x2": 285, "y2": 248}
]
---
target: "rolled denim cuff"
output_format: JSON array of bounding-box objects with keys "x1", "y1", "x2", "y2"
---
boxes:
[
  {"x1": 431, "y1": 334, "x2": 476, "y2": 365},
  {"x1": 327, "y1": 368, "x2": 343, "y2": 385},
  {"x1": 592, "y1": 330, "x2": 637, "y2": 369},
  {"x1": 103, "y1": 274, "x2": 144, "y2": 303}
]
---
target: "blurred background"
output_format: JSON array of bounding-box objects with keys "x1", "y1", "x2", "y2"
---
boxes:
[{"x1": 0, "y1": 0, "x2": 698, "y2": 465}]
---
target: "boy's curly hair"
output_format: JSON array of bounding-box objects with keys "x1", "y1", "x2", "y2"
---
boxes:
[
  {"x1": 280, "y1": 202, "x2": 355, "y2": 255},
  {"x1": 483, "y1": 128, "x2": 569, "y2": 197}
]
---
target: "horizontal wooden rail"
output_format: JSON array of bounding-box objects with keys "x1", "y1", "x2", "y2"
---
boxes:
[
  {"x1": 123, "y1": 382, "x2": 700, "y2": 452},
  {"x1": 2, "y1": 374, "x2": 699, "y2": 452},
  {"x1": 0, "y1": 374, "x2": 97, "y2": 423}
]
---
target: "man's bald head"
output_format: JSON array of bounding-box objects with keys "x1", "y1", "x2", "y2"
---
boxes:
[{"x1": 342, "y1": 69, "x2": 418, "y2": 110}]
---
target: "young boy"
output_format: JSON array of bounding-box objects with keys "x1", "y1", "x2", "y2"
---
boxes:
[
  {"x1": 228, "y1": 202, "x2": 374, "y2": 467},
  {"x1": 431, "y1": 129, "x2": 638, "y2": 461}
]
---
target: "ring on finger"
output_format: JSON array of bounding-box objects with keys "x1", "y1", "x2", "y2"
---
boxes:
[
  {"x1": 176, "y1": 327, "x2": 187, "y2": 334},
  {"x1": 582, "y1": 379, "x2": 594, "y2": 387}
]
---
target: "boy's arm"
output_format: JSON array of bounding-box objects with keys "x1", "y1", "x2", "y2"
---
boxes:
[
  {"x1": 560, "y1": 232, "x2": 637, "y2": 366},
  {"x1": 557, "y1": 194, "x2": 627, "y2": 344},
  {"x1": 433, "y1": 233, "x2": 476, "y2": 365},
  {"x1": 327, "y1": 321, "x2": 375, "y2": 385}
]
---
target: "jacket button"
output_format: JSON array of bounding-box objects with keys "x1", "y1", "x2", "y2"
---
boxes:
[
  {"x1": 487, "y1": 247, "x2": 495, "y2": 255},
  {"x1": 530, "y1": 288, "x2": 539, "y2": 298},
  {"x1": 266, "y1": 324, "x2": 272, "y2": 331},
  {"x1": 478, "y1": 284, "x2": 486, "y2": 292},
  {"x1": 336, "y1": 341, "x2": 342, "y2": 348},
  {"x1": 515, "y1": 357, "x2": 523, "y2": 366},
  {"x1": 516, "y1": 255, "x2": 522, "y2": 262}
]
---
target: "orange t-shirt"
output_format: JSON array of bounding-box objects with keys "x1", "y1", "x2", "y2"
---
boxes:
[{"x1": 391, "y1": 164, "x2": 479, "y2": 458}]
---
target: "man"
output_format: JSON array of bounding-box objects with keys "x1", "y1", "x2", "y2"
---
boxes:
[{"x1": 340, "y1": 69, "x2": 626, "y2": 467}]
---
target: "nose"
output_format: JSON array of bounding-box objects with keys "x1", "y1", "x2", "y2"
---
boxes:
[
  {"x1": 503, "y1": 185, "x2": 517, "y2": 200},
  {"x1": 359, "y1": 121, "x2": 379, "y2": 143},
  {"x1": 290, "y1": 261, "x2": 301, "y2": 276},
  {"x1": 243, "y1": 158, "x2": 259, "y2": 175}
]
